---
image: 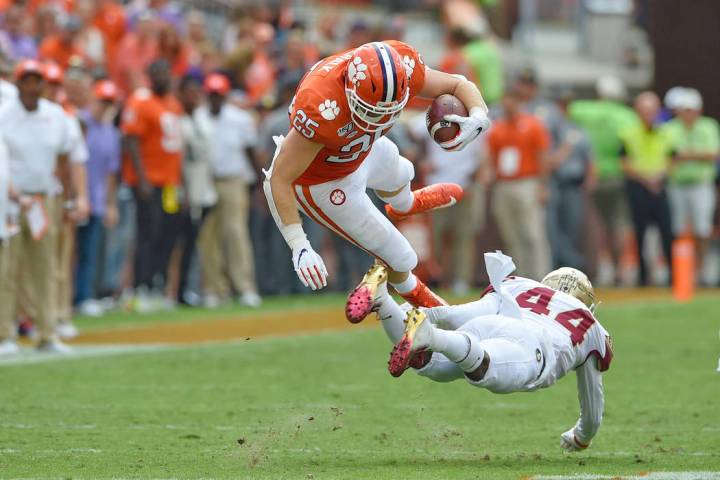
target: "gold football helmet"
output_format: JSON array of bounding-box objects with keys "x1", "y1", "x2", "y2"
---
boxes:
[{"x1": 541, "y1": 267, "x2": 597, "y2": 312}]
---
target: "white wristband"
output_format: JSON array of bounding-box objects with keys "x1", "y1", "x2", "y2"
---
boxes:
[{"x1": 280, "y1": 223, "x2": 308, "y2": 251}]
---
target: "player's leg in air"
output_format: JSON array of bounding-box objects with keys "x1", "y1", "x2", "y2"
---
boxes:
[
  {"x1": 367, "y1": 263, "x2": 545, "y2": 385},
  {"x1": 265, "y1": 132, "x2": 460, "y2": 321},
  {"x1": 340, "y1": 136, "x2": 463, "y2": 323}
]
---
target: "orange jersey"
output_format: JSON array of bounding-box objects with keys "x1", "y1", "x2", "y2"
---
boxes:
[
  {"x1": 93, "y1": 2, "x2": 127, "y2": 69},
  {"x1": 289, "y1": 40, "x2": 426, "y2": 186},
  {"x1": 121, "y1": 89, "x2": 183, "y2": 187},
  {"x1": 39, "y1": 35, "x2": 88, "y2": 69},
  {"x1": 487, "y1": 113, "x2": 550, "y2": 180}
]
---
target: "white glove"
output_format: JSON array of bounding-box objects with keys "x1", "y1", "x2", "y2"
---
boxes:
[
  {"x1": 560, "y1": 429, "x2": 590, "y2": 452},
  {"x1": 292, "y1": 239, "x2": 328, "y2": 290},
  {"x1": 440, "y1": 106, "x2": 491, "y2": 151}
]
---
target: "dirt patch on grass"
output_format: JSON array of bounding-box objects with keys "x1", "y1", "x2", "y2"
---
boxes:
[
  {"x1": 71, "y1": 307, "x2": 370, "y2": 345},
  {"x1": 70, "y1": 287, "x2": 707, "y2": 346}
]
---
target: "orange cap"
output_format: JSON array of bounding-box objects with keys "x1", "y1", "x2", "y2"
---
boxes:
[
  {"x1": 43, "y1": 63, "x2": 64, "y2": 84},
  {"x1": 93, "y1": 80, "x2": 119, "y2": 101},
  {"x1": 204, "y1": 73, "x2": 230, "y2": 95},
  {"x1": 14, "y1": 59, "x2": 44, "y2": 80}
]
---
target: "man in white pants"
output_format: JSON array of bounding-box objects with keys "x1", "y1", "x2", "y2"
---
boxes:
[{"x1": 364, "y1": 251, "x2": 612, "y2": 451}]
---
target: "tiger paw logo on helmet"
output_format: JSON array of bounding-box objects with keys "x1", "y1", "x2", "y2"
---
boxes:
[
  {"x1": 319, "y1": 99, "x2": 340, "y2": 121},
  {"x1": 402, "y1": 55, "x2": 415, "y2": 79},
  {"x1": 347, "y1": 57, "x2": 368, "y2": 86}
]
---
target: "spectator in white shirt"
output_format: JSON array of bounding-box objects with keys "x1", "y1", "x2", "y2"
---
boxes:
[
  {"x1": 0, "y1": 60, "x2": 73, "y2": 354},
  {"x1": 196, "y1": 73, "x2": 261, "y2": 308}
]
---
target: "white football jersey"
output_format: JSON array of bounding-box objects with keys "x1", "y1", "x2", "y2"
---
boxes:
[{"x1": 485, "y1": 276, "x2": 613, "y2": 385}]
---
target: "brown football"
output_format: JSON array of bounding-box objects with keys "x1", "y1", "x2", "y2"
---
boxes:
[{"x1": 426, "y1": 94, "x2": 468, "y2": 145}]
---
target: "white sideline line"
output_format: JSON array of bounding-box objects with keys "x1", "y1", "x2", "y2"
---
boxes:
[
  {"x1": 271, "y1": 448, "x2": 715, "y2": 459},
  {"x1": 533, "y1": 473, "x2": 720, "y2": 480},
  {"x1": 0, "y1": 344, "x2": 175, "y2": 366}
]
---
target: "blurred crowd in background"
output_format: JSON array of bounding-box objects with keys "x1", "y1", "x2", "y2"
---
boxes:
[{"x1": 0, "y1": 0, "x2": 718, "y2": 352}]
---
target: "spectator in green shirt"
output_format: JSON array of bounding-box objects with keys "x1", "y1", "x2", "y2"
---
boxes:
[
  {"x1": 569, "y1": 76, "x2": 638, "y2": 285},
  {"x1": 620, "y1": 91, "x2": 675, "y2": 286},
  {"x1": 662, "y1": 88, "x2": 720, "y2": 284},
  {"x1": 463, "y1": 21, "x2": 503, "y2": 106}
]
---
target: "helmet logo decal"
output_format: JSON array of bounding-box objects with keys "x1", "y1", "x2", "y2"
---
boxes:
[
  {"x1": 402, "y1": 55, "x2": 416, "y2": 80},
  {"x1": 319, "y1": 99, "x2": 340, "y2": 121},
  {"x1": 347, "y1": 57, "x2": 368, "y2": 86}
]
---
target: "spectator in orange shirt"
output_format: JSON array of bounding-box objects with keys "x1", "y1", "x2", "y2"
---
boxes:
[
  {"x1": 121, "y1": 59, "x2": 183, "y2": 309},
  {"x1": 93, "y1": 0, "x2": 127, "y2": 66},
  {"x1": 156, "y1": 23, "x2": 189, "y2": 78},
  {"x1": 244, "y1": 22, "x2": 275, "y2": 102},
  {"x1": 486, "y1": 87, "x2": 552, "y2": 279},
  {"x1": 114, "y1": 12, "x2": 158, "y2": 95},
  {"x1": 39, "y1": 15, "x2": 88, "y2": 69},
  {"x1": 74, "y1": 0, "x2": 106, "y2": 68}
]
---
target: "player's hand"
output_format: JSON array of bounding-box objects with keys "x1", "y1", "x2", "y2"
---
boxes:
[
  {"x1": 292, "y1": 240, "x2": 328, "y2": 290},
  {"x1": 560, "y1": 429, "x2": 590, "y2": 452},
  {"x1": 440, "y1": 106, "x2": 491, "y2": 151}
]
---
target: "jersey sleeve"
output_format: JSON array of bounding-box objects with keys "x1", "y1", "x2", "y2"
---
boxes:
[
  {"x1": 121, "y1": 95, "x2": 148, "y2": 137},
  {"x1": 288, "y1": 86, "x2": 337, "y2": 145},
  {"x1": 385, "y1": 40, "x2": 426, "y2": 98},
  {"x1": 573, "y1": 359, "x2": 604, "y2": 445}
]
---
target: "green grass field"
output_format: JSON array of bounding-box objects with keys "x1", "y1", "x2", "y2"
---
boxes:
[{"x1": 1, "y1": 295, "x2": 719, "y2": 479}]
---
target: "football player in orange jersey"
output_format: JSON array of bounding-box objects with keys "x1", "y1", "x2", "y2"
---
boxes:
[{"x1": 264, "y1": 40, "x2": 491, "y2": 323}]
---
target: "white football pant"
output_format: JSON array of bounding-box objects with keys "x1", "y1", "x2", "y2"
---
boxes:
[{"x1": 266, "y1": 136, "x2": 417, "y2": 272}]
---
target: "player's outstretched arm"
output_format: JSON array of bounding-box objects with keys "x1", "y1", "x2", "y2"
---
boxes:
[
  {"x1": 419, "y1": 68, "x2": 491, "y2": 151},
  {"x1": 265, "y1": 129, "x2": 328, "y2": 290},
  {"x1": 561, "y1": 359, "x2": 604, "y2": 452}
]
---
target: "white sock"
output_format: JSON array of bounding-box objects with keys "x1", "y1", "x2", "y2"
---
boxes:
[
  {"x1": 431, "y1": 329, "x2": 486, "y2": 372},
  {"x1": 425, "y1": 305, "x2": 448, "y2": 327},
  {"x1": 376, "y1": 287, "x2": 406, "y2": 344},
  {"x1": 390, "y1": 274, "x2": 417, "y2": 295},
  {"x1": 430, "y1": 328, "x2": 470, "y2": 362},
  {"x1": 383, "y1": 184, "x2": 414, "y2": 212}
]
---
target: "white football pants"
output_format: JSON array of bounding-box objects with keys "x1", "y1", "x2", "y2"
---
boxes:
[
  {"x1": 266, "y1": 136, "x2": 418, "y2": 272},
  {"x1": 379, "y1": 297, "x2": 546, "y2": 393}
]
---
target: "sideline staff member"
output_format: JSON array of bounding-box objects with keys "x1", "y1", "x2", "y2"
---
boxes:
[{"x1": 0, "y1": 59, "x2": 74, "y2": 354}]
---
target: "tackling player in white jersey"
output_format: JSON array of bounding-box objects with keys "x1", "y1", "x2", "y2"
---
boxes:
[{"x1": 364, "y1": 251, "x2": 613, "y2": 451}]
